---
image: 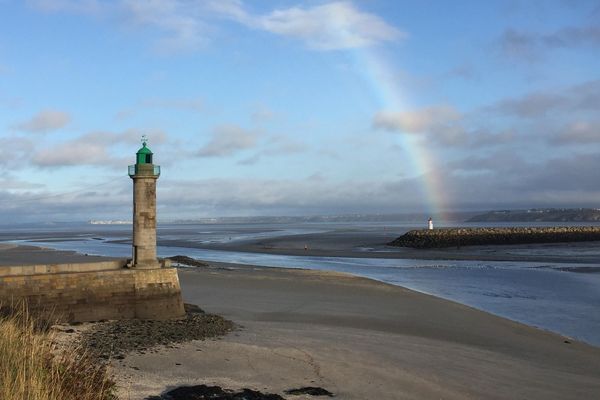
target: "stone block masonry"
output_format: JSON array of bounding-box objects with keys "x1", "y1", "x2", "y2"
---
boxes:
[{"x1": 0, "y1": 260, "x2": 185, "y2": 322}]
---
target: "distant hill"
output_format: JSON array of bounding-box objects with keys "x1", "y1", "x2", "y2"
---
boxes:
[
  {"x1": 170, "y1": 212, "x2": 477, "y2": 224},
  {"x1": 467, "y1": 208, "x2": 600, "y2": 222}
]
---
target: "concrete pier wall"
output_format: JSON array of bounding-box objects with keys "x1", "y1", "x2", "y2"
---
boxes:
[{"x1": 0, "y1": 260, "x2": 185, "y2": 322}]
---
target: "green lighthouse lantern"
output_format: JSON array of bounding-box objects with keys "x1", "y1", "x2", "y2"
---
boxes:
[
  {"x1": 129, "y1": 135, "x2": 160, "y2": 177},
  {"x1": 136, "y1": 142, "x2": 153, "y2": 164}
]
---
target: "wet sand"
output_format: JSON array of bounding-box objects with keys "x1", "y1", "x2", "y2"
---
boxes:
[
  {"x1": 3, "y1": 243, "x2": 600, "y2": 398},
  {"x1": 112, "y1": 263, "x2": 600, "y2": 400},
  {"x1": 0, "y1": 243, "x2": 114, "y2": 265}
]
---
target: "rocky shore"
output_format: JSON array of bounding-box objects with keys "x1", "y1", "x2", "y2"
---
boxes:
[
  {"x1": 388, "y1": 226, "x2": 600, "y2": 248},
  {"x1": 80, "y1": 304, "x2": 234, "y2": 360}
]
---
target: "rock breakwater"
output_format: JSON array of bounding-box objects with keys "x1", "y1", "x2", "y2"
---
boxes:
[{"x1": 388, "y1": 226, "x2": 600, "y2": 248}]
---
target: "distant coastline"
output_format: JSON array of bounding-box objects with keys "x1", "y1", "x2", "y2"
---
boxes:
[
  {"x1": 88, "y1": 220, "x2": 132, "y2": 225},
  {"x1": 18, "y1": 208, "x2": 600, "y2": 228},
  {"x1": 467, "y1": 208, "x2": 600, "y2": 222}
]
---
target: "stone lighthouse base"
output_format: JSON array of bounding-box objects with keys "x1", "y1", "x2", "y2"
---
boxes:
[{"x1": 0, "y1": 260, "x2": 185, "y2": 322}]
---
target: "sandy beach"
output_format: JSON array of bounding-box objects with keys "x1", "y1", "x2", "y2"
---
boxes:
[
  {"x1": 110, "y1": 263, "x2": 600, "y2": 400},
  {"x1": 2, "y1": 243, "x2": 600, "y2": 398}
]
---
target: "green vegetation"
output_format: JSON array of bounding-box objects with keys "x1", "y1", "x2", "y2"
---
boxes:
[{"x1": 0, "y1": 305, "x2": 115, "y2": 400}]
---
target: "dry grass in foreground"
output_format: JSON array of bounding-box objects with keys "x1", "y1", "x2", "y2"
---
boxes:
[{"x1": 0, "y1": 305, "x2": 115, "y2": 400}]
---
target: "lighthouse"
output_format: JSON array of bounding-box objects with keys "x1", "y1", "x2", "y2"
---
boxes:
[{"x1": 128, "y1": 136, "x2": 161, "y2": 269}]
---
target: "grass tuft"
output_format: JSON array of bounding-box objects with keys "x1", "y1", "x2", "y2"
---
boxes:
[{"x1": 0, "y1": 303, "x2": 116, "y2": 400}]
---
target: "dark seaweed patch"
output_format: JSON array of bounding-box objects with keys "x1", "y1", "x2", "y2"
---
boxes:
[
  {"x1": 285, "y1": 387, "x2": 334, "y2": 397},
  {"x1": 147, "y1": 384, "x2": 284, "y2": 400}
]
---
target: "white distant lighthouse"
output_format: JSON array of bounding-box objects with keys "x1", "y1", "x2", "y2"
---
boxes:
[{"x1": 128, "y1": 136, "x2": 161, "y2": 269}]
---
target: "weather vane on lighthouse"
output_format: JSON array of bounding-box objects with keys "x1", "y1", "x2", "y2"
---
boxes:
[{"x1": 141, "y1": 134, "x2": 148, "y2": 146}]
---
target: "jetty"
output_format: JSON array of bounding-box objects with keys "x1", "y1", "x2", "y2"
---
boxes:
[{"x1": 388, "y1": 226, "x2": 600, "y2": 248}]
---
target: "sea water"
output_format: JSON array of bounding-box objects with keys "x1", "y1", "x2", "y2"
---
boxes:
[{"x1": 2, "y1": 221, "x2": 600, "y2": 347}]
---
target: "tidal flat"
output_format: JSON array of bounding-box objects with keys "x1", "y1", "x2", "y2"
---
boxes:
[{"x1": 2, "y1": 222, "x2": 600, "y2": 399}]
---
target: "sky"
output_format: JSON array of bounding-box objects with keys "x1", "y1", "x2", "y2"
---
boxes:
[{"x1": 0, "y1": 0, "x2": 599, "y2": 223}]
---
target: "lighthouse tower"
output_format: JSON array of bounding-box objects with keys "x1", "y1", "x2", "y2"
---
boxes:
[{"x1": 128, "y1": 136, "x2": 161, "y2": 269}]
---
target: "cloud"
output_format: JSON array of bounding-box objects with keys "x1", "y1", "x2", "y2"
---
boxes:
[
  {"x1": 497, "y1": 29, "x2": 540, "y2": 62},
  {"x1": 513, "y1": 152, "x2": 600, "y2": 192},
  {"x1": 31, "y1": 129, "x2": 167, "y2": 167},
  {"x1": 552, "y1": 121, "x2": 600, "y2": 144},
  {"x1": 198, "y1": 125, "x2": 259, "y2": 157},
  {"x1": 237, "y1": 153, "x2": 261, "y2": 166},
  {"x1": 489, "y1": 79, "x2": 600, "y2": 118},
  {"x1": 251, "y1": 104, "x2": 275, "y2": 123},
  {"x1": 30, "y1": 0, "x2": 211, "y2": 53},
  {"x1": 31, "y1": 0, "x2": 403, "y2": 53},
  {"x1": 541, "y1": 25, "x2": 600, "y2": 48},
  {"x1": 0, "y1": 180, "x2": 131, "y2": 224},
  {"x1": 371, "y1": 79, "x2": 600, "y2": 150},
  {"x1": 206, "y1": 0, "x2": 403, "y2": 49},
  {"x1": 470, "y1": 129, "x2": 516, "y2": 148},
  {"x1": 263, "y1": 135, "x2": 307, "y2": 155},
  {"x1": 34, "y1": 143, "x2": 108, "y2": 167},
  {"x1": 373, "y1": 105, "x2": 461, "y2": 133},
  {"x1": 5, "y1": 149, "x2": 600, "y2": 222},
  {"x1": 14, "y1": 110, "x2": 71, "y2": 133},
  {"x1": 2, "y1": 175, "x2": 404, "y2": 223},
  {"x1": 490, "y1": 92, "x2": 566, "y2": 118},
  {"x1": 33, "y1": 132, "x2": 119, "y2": 167},
  {"x1": 497, "y1": 25, "x2": 600, "y2": 62},
  {"x1": 236, "y1": 134, "x2": 308, "y2": 165},
  {"x1": 373, "y1": 106, "x2": 467, "y2": 145},
  {"x1": 160, "y1": 150, "x2": 600, "y2": 215},
  {"x1": 252, "y1": 1, "x2": 403, "y2": 50},
  {"x1": 123, "y1": 0, "x2": 209, "y2": 53},
  {"x1": 204, "y1": 0, "x2": 248, "y2": 22},
  {"x1": 0, "y1": 137, "x2": 34, "y2": 168},
  {"x1": 30, "y1": 1, "x2": 208, "y2": 53},
  {"x1": 157, "y1": 176, "x2": 423, "y2": 216},
  {"x1": 433, "y1": 150, "x2": 600, "y2": 209},
  {"x1": 446, "y1": 150, "x2": 527, "y2": 176},
  {"x1": 0, "y1": 177, "x2": 44, "y2": 190}
]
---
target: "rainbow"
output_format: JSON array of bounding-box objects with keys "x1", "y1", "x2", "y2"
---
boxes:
[{"x1": 349, "y1": 47, "x2": 449, "y2": 221}]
